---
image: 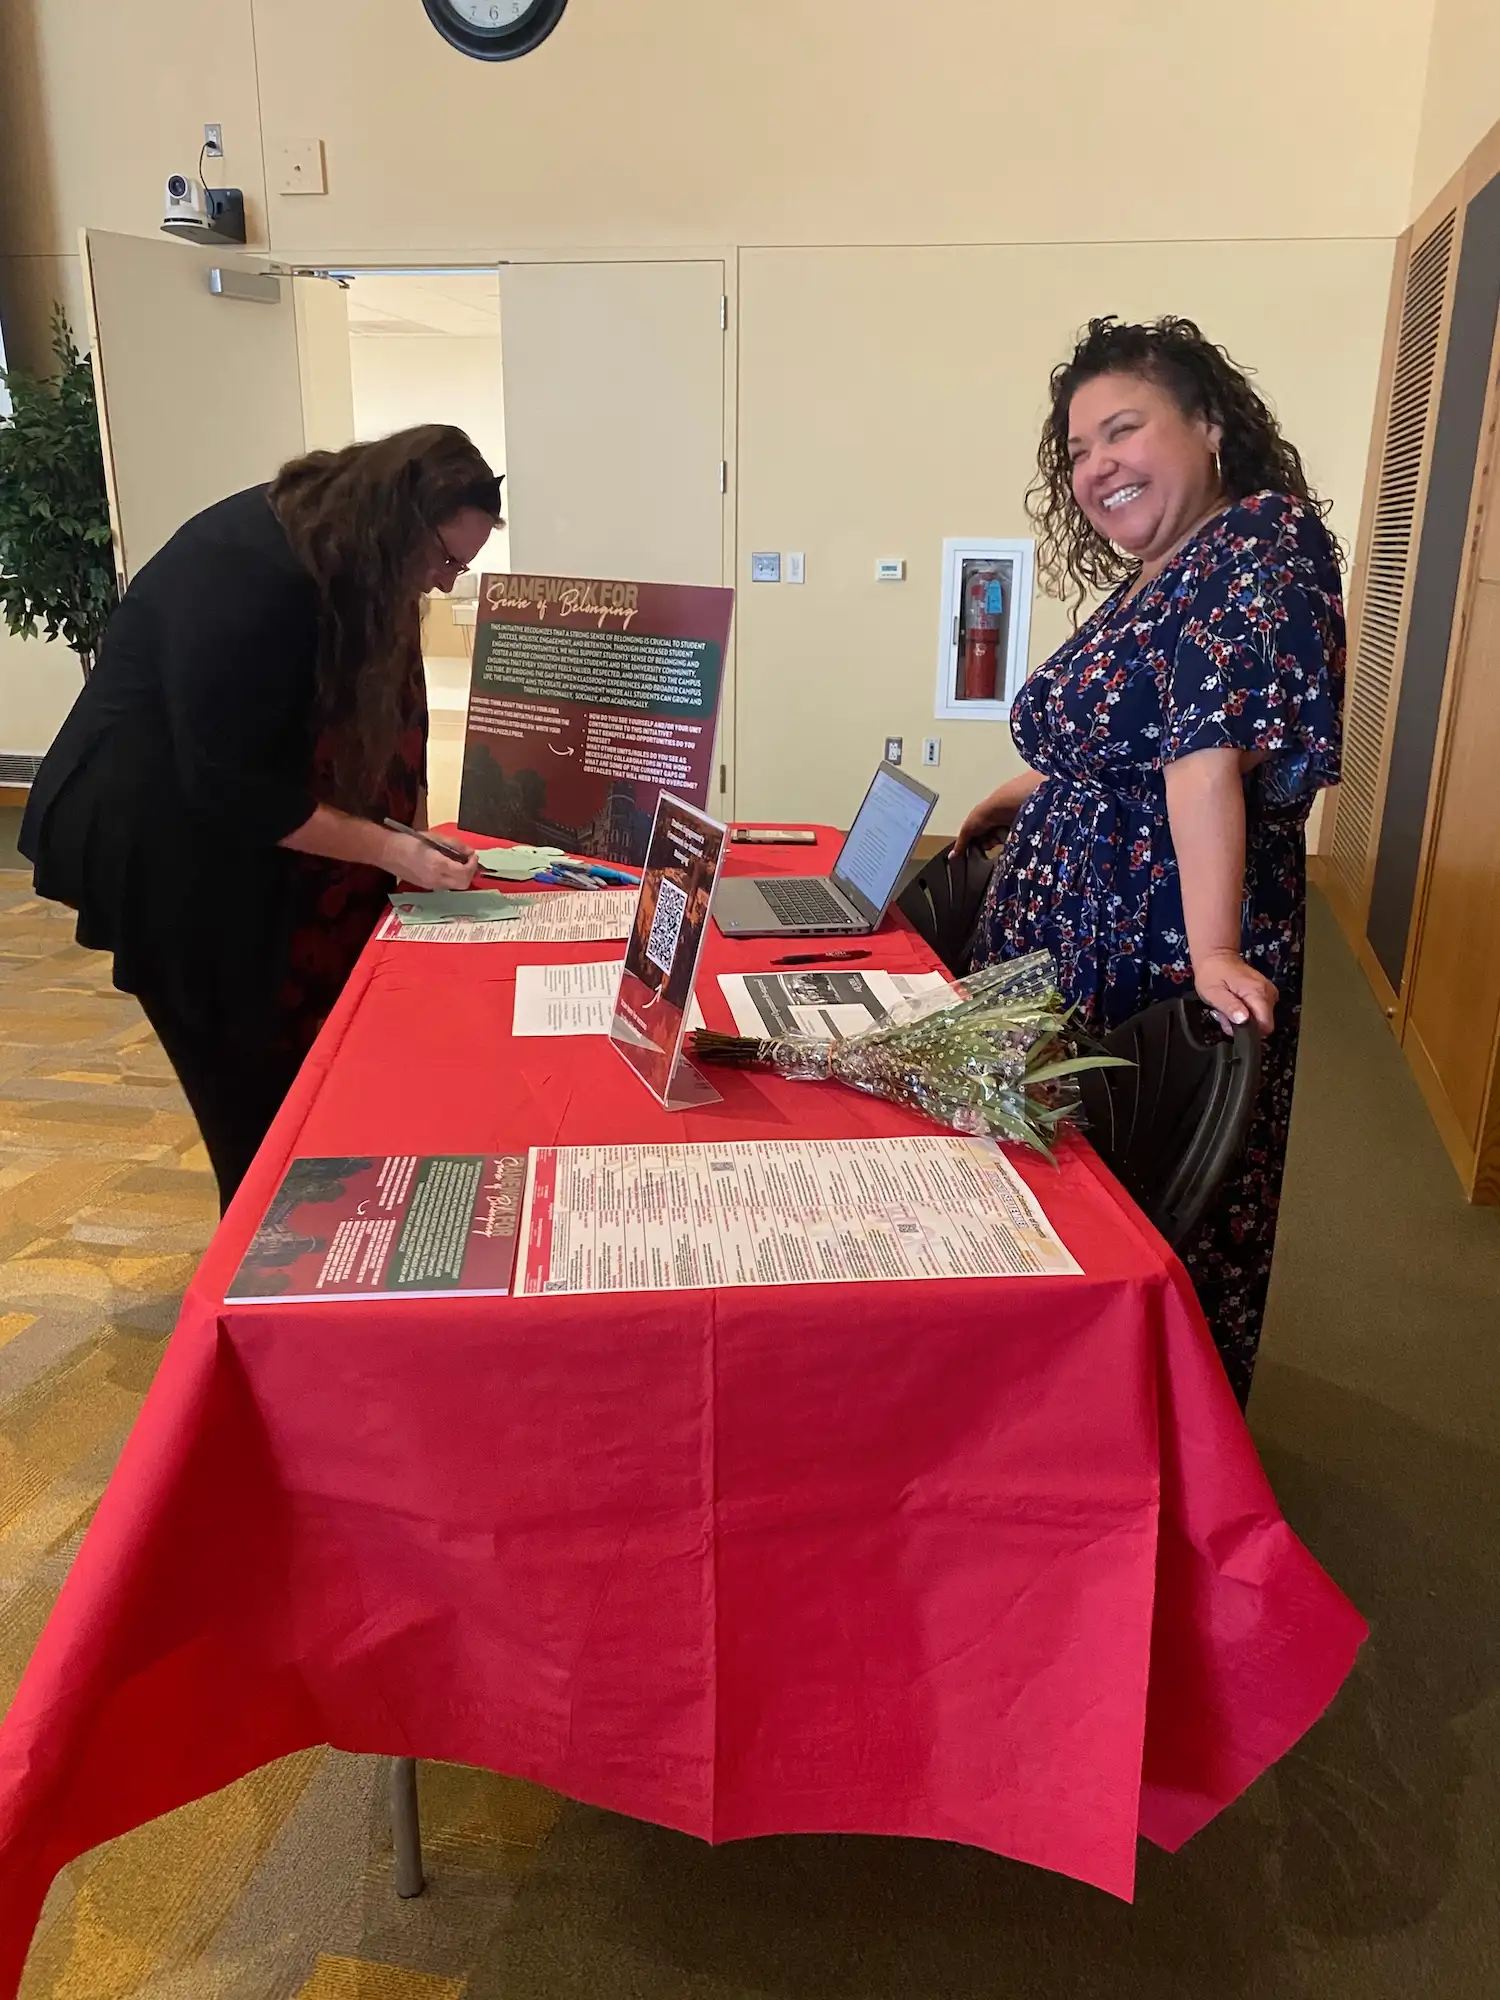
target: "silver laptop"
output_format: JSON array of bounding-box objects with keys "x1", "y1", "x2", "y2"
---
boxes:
[{"x1": 714, "y1": 762, "x2": 938, "y2": 939}]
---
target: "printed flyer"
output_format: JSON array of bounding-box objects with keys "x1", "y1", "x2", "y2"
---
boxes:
[
  {"x1": 227, "y1": 1154, "x2": 526, "y2": 1304},
  {"x1": 515, "y1": 1136, "x2": 1081, "y2": 1295},
  {"x1": 718, "y1": 968, "x2": 956, "y2": 1041},
  {"x1": 458, "y1": 573, "x2": 733, "y2": 865}
]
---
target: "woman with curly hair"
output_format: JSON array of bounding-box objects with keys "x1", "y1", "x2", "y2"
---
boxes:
[
  {"x1": 22, "y1": 426, "x2": 502, "y2": 1212},
  {"x1": 955, "y1": 317, "x2": 1345, "y2": 1406}
]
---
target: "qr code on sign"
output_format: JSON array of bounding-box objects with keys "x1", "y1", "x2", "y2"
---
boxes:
[{"x1": 645, "y1": 878, "x2": 688, "y2": 975}]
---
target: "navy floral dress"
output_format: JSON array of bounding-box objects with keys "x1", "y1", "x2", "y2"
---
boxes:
[{"x1": 976, "y1": 492, "x2": 1345, "y2": 1405}]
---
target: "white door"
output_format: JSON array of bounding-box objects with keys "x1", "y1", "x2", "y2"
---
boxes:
[
  {"x1": 497, "y1": 260, "x2": 732, "y2": 803},
  {"x1": 80, "y1": 228, "x2": 353, "y2": 585}
]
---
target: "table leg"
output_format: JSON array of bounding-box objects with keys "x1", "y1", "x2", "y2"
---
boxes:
[{"x1": 390, "y1": 1756, "x2": 425, "y2": 1898}]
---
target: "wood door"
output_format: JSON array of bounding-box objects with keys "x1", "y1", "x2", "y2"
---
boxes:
[
  {"x1": 1367, "y1": 165, "x2": 1500, "y2": 1005},
  {"x1": 1402, "y1": 574, "x2": 1500, "y2": 1189},
  {"x1": 497, "y1": 259, "x2": 731, "y2": 804},
  {"x1": 81, "y1": 229, "x2": 349, "y2": 584},
  {"x1": 1321, "y1": 200, "x2": 1459, "y2": 987}
]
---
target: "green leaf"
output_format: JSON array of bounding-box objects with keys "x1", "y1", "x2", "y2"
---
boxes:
[
  {"x1": 0, "y1": 304, "x2": 115, "y2": 671},
  {"x1": 1025, "y1": 1055, "x2": 1134, "y2": 1085}
]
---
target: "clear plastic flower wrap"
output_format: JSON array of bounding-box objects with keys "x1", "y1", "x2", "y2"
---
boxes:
[{"x1": 690, "y1": 951, "x2": 1127, "y2": 1156}]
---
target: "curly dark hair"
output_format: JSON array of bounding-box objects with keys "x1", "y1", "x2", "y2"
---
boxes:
[
  {"x1": 269, "y1": 425, "x2": 502, "y2": 811},
  {"x1": 1028, "y1": 316, "x2": 1331, "y2": 612}
]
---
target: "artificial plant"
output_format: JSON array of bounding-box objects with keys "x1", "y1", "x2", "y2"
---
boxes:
[{"x1": 0, "y1": 306, "x2": 116, "y2": 676}]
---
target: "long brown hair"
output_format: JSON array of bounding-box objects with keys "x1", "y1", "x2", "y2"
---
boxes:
[
  {"x1": 1028, "y1": 316, "x2": 1332, "y2": 614},
  {"x1": 269, "y1": 425, "x2": 502, "y2": 809}
]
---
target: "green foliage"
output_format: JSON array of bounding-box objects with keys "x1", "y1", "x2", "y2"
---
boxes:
[{"x1": 0, "y1": 306, "x2": 117, "y2": 675}]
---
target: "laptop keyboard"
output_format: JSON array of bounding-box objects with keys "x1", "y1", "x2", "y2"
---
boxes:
[{"x1": 758, "y1": 877, "x2": 853, "y2": 928}]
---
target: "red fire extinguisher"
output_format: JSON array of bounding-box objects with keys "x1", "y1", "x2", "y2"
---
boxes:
[{"x1": 961, "y1": 563, "x2": 1005, "y2": 701}]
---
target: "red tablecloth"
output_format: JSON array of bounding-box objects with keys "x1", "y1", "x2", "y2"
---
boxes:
[{"x1": 0, "y1": 828, "x2": 1365, "y2": 1992}]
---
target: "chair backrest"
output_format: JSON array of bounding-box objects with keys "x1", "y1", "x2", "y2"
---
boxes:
[
  {"x1": 1076, "y1": 996, "x2": 1262, "y2": 1250},
  {"x1": 895, "y1": 843, "x2": 998, "y2": 976}
]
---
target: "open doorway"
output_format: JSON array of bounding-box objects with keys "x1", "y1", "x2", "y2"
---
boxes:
[
  {"x1": 343, "y1": 270, "x2": 507, "y2": 824},
  {"x1": 334, "y1": 258, "x2": 731, "y2": 823},
  {"x1": 74, "y1": 238, "x2": 731, "y2": 820}
]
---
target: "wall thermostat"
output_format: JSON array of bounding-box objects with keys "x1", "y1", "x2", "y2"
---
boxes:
[{"x1": 876, "y1": 558, "x2": 906, "y2": 582}]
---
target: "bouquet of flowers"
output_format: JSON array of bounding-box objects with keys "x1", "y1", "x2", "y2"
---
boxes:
[{"x1": 689, "y1": 951, "x2": 1126, "y2": 1157}]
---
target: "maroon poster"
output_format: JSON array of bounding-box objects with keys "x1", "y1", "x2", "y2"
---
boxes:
[
  {"x1": 457, "y1": 573, "x2": 733, "y2": 865},
  {"x1": 227, "y1": 1155, "x2": 525, "y2": 1304}
]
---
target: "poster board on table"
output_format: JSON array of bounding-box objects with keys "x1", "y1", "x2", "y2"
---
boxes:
[
  {"x1": 458, "y1": 573, "x2": 733, "y2": 866},
  {"x1": 610, "y1": 793, "x2": 727, "y2": 1107},
  {"x1": 227, "y1": 1155, "x2": 526, "y2": 1303}
]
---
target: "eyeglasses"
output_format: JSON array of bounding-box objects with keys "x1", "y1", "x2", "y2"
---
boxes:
[{"x1": 433, "y1": 531, "x2": 470, "y2": 580}]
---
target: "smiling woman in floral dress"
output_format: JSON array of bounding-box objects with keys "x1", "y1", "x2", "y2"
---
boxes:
[{"x1": 956, "y1": 317, "x2": 1345, "y2": 1407}]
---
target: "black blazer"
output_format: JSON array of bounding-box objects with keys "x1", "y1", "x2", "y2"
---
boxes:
[{"x1": 22, "y1": 486, "x2": 323, "y2": 1033}]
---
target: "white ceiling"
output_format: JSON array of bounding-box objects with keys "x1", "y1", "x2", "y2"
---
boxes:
[{"x1": 346, "y1": 273, "x2": 501, "y2": 339}]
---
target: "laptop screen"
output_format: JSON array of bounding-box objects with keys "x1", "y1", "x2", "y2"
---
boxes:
[{"x1": 832, "y1": 764, "x2": 936, "y2": 923}]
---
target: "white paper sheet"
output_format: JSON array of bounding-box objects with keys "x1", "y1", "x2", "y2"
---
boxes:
[
  {"x1": 514, "y1": 959, "x2": 705, "y2": 1038},
  {"x1": 379, "y1": 889, "x2": 637, "y2": 946},
  {"x1": 514, "y1": 1135, "x2": 1080, "y2": 1295},
  {"x1": 718, "y1": 968, "x2": 956, "y2": 1041}
]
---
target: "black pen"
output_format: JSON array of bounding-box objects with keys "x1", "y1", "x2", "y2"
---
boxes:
[
  {"x1": 771, "y1": 949, "x2": 873, "y2": 966},
  {"x1": 382, "y1": 818, "x2": 475, "y2": 864}
]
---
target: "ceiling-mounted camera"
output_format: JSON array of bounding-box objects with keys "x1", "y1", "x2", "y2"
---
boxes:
[{"x1": 161, "y1": 174, "x2": 247, "y2": 245}]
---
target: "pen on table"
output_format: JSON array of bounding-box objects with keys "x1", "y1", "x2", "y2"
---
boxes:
[
  {"x1": 771, "y1": 950, "x2": 873, "y2": 966},
  {"x1": 382, "y1": 818, "x2": 474, "y2": 865},
  {"x1": 535, "y1": 864, "x2": 642, "y2": 890},
  {"x1": 563, "y1": 861, "x2": 641, "y2": 884}
]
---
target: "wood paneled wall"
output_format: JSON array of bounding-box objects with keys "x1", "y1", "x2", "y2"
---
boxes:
[{"x1": 1320, "y1": 117, "x2": 1500, "y2": 1202}]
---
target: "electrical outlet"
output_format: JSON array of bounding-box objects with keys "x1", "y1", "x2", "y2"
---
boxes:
[
  {"x1": 277, "y1": 138, "x2": 327, "y2": 196},
  {"x1": 203, "y1": 123, "x2": 224, "y2": 159},
  {"x1": 884, "y1": 736, "x2": 903, "y2": 766},
  {"x1": 922, "y1": 737, "x2": 941, "y2": 767}
]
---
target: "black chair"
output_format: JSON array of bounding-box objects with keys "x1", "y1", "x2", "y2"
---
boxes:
[
  {"x1": 1076, "y1": 997, "x2": 1262, "y2": 1251},
  {"x1": 895, "y1": 842, "x2": 999, "y2": 976}
]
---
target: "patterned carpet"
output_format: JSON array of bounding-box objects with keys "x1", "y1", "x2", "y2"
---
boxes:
[
  {"x1": 2, "y1": 830, "x2": 1497, "y2": 1999},
  {"x1": 0, "y1": 855, "x2": 564, "y2": 1998}
]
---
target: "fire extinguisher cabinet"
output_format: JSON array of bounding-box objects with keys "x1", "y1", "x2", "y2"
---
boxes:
[{"x1": 934, "y1": 538, "x2": 1036, "y2": 722}]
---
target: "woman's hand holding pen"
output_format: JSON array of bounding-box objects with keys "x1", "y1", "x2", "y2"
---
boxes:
[{"x1": 382, "y1": 827, "x2": 478, "y2": 891}]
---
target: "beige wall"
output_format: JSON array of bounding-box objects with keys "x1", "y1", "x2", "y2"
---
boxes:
[
  {"x1": 0, "y1": 0, "x2": 1437, "y2": 795},
  {"x1": 737, "y1": 240, "x2": 1393, "y2": 829},
  {"x1": 0, "y1": 0, "x2": 1434, "y2": 345},
  {"x1": 1410, "y1": 0, "x2": 1500, "y2": 215},
  {"x1": 349, "y1": 332, "x2": 510, "y2": 574},
  {"x1": 252, "y1": 0, "x2": 1429, "y2": 256},
  {"x1": 0, "y1": 624, "x2": 79, "y2": 754}
]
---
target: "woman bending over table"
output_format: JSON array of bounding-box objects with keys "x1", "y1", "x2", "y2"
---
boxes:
[
  {"x1": 22, "y1": 426, "x2": 502, "y2": 1212},
  {"x1": 955, "y1": 317, "x2": 1345, "y2": 1407}
]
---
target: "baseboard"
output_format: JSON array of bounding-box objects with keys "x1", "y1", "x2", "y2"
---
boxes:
[{"x1": 1401, "y1": 1018, "x2": 1479, "y2": 1199}]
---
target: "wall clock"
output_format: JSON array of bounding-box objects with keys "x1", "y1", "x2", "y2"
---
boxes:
[{"x1": 422, "y1": 0, "x2": 569, "y2": 62}]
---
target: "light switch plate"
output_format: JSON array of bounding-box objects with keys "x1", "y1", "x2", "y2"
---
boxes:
[
  {"x1": 786, "y1": 551, "x2": 805, "y2": 584},
  {"x1": 277, "y1": 139, "x2": 327, "y2": 195},
  {"x1": 750, "y1": 551, "x2": 782, "y2": 583}
]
